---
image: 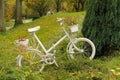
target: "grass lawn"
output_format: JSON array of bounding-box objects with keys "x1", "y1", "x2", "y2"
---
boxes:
[{"x1": 0, "y1": 12, "x2": 120, "y2": 80}]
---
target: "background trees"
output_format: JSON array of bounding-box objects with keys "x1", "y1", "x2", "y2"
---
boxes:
[
  {"x1": 72, "y1": 0, "x2": 87, "y2": 12},
  {"x1": 25, "y1": 0, "x2": 51, "y2": 18},
  {"x1": 82, "y1": 0, "x2": 120, "y2": 55},
  {"x1": 3, "y1": 0, "x2": 88, "y2": 22},
  {"x1": 5, "y1": 0, "x2": 15, "y2": 21},
  {"x1": 54, "y1": 0, "x2": 63, "y2": 12},
  {"x1": 14, "y1": 0, "x2": 23, "y2": 26},
  {"x1": 0, "y1": 0, "x2": 6, "y2": 32},
  {"x1": 0, "y1": 0, "x2": 88, "y2": 31}
]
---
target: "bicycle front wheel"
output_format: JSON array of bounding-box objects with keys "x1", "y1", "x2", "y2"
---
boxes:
[{"x1": 67, "y1": 38, "x2": 96, "y2": 60}]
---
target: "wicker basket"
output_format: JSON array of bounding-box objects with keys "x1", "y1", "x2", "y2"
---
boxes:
[{"x1": 70, "y1": 24, "x2": 79, "y2": 33}]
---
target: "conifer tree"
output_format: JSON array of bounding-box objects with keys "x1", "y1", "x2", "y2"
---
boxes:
[{"x1": 82, "y1": 0, "x2": 120, "y2": 55}]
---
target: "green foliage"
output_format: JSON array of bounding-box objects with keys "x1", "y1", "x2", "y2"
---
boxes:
[{"x1": 82, "y1": 0, "x2": 120, "y2": 55}]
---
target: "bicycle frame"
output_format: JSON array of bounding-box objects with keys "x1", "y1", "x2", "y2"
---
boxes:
[{"x1": 32, "y1": 26, "x2": 75, "y2": 55}]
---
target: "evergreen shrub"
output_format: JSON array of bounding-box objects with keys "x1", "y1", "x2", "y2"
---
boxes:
[{"x1": 82, "y1": 0, "x2": 120, "y2": 55}]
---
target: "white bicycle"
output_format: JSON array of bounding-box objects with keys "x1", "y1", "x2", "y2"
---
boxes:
[{"x1": 15, "y1": 18, "x2": 96, "y2": 72}]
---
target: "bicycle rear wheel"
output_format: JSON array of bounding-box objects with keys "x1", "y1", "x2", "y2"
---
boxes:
[
  {"x1": 67, "y1": 38, "x2": 96, "y2": 60},
  {"x1": 16, "y1": 50, "x2": 42, "y2": 71}
]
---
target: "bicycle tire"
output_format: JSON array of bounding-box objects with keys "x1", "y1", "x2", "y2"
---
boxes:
[{"x1": 67, "y1": 38, "x2": 96, "y2": 60}]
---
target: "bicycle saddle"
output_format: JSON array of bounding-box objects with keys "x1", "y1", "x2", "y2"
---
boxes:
[{"x1": 28, "y1": 26, "x2": 40, "y2": 33}]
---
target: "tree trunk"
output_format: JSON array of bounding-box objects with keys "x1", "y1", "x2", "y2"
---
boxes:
[
  {"x1": 74, "y1": 0, "x2": 80, "y2": 12},
  {"x1": 14, "y1": 0, "x2": 23, "y2": 26},
  {"x1": 56, "y1": 0, "x2": 62, "y2": 12},
  {"x1": 77, "y1": 0, "x2": 80, "y2": 12},
  {"x1": 0, "y1": 0, "x2": 6, "y2": 32},
  {"x1": 80, "y1": 1, "x2": 85, "y2": 11}
]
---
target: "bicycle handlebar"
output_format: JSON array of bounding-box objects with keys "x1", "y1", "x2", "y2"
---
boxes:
[
  {"x1": 57, "y1": 18, "x2": 65, "y2": 22},
  {"x1": 57, "y1": 18, "x2": 65, "y2": 27}
]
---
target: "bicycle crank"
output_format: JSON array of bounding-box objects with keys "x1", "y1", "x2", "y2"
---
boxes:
[{"x1": 42, "y1": 53, "x2": 57, "y2": 65}]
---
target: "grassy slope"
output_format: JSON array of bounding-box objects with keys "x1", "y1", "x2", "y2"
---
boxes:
[{"x1": 0, "y1": 12, "x2": 120, "y2": 80}]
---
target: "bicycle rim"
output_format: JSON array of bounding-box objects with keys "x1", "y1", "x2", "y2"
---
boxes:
[{"x1": 67, "y1": 38, "x2": 96, "y2": 60}]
